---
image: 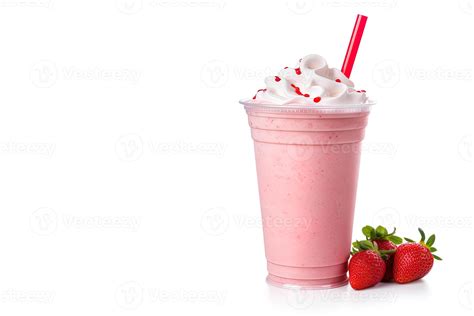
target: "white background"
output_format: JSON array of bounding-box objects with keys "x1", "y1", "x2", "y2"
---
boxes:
[{"x1": 0, "y1": 0, "x2": 472, "y2": 315}]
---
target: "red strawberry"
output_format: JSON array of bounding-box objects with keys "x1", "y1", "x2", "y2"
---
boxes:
[
  {"x1": 361, "y1": 225, "x2": 403, "y2": 282},
  {"x1": 349, "y1": 240, "x2": 387, "y2": 290},
  {"x1": 375, "y1": 239, "x2": 397, "y2": 281},
  {"x1": 393, "y1": 228, "x2": 442, "y2": 284}
]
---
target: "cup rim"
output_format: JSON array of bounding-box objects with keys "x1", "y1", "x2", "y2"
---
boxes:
[{"x1": 240, "y1": 99, "x2": 375, "y2": 114}]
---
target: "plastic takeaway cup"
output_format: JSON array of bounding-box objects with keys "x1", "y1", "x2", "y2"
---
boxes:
[{"x1": 241, "y1": 100, "x2": 374, "y2": 289}]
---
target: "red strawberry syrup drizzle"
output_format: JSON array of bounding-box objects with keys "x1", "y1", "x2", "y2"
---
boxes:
[
  {"x1": 290, "y1": 83, "x2": 319, "y2": 102},
  {"x1": 290, "y1": 84, "x2": 304, "y2": 96},
  {"x1": 252, "y1": 88, "x2": 266, "y2": 100}
]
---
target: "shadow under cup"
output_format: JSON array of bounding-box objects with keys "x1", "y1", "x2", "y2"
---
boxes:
[{"x1": 242, "y1": 101, "x2": 372, "y2": 289}]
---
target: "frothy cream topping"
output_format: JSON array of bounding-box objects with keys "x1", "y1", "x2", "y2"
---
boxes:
[{"x1": 249, "y1": 54, "x2": 369, "y2": 106}]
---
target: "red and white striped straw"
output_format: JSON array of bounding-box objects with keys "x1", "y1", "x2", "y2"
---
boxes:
[{"x1": 341, "y1": 14, "x2": 368, "y2": 78}]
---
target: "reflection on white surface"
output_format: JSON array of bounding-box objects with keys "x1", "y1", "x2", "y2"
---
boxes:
[{"x1": 265, "y1": 279, "x2": 432, "y2": 312}]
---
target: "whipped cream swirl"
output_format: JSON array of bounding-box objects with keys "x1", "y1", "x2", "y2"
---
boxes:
[{"x1": 249, "y1": 54, "x2": 369, "y2": 106}]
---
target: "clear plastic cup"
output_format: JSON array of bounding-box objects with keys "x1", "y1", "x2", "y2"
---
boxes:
[{"x1": 241, "y1": 100, "x2": 374, "y2": 289}]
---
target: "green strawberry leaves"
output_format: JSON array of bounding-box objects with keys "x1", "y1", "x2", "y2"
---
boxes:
[
  {"x1": 352, "y1": 240, "x2": 375, "y2": 251},
  {"x1": 362, "y1": 225, "x2": 375, "y2": 239},
  {"x1": 362, "y1": 225, "x2": 403, "y2": 245},
  {"x1": 351, "y1": 239, "x2": 395, "y2": 260},
  {"x1": 418, "y1": 228, "x2": 426, "y2": 242},
  {"x1": 387, "y1": 235, "x2": 403, "y2": 244},
  {"x1": 376, "y1": 225, "x2": 388, "y2": 236},
  {"x1": 353, "y1": 226, "x2": 443, "y2": 261},
  {"x1": 426, "y1": 234, "x2": 436, "y2": 247},
  {"x1": 405, "y1": 228, "x2": 442, "y2": 261}
]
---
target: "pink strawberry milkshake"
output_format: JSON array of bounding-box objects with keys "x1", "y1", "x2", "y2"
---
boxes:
[{"x1": 241, "y1": 54, "x2": 373, "y2": 289}]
